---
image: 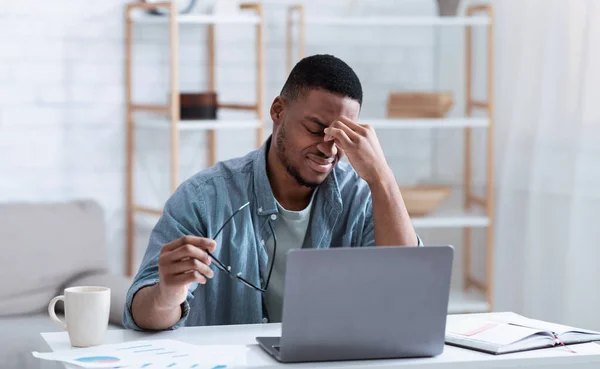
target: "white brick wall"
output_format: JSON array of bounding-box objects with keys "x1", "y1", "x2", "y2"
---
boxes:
[{"x1": 0, "y1": 0, "x2": 487, "y2": 277}]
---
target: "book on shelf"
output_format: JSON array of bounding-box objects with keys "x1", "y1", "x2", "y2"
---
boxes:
[{"x1": 446, "y1": 312, "x2": 600, "y2": 355}]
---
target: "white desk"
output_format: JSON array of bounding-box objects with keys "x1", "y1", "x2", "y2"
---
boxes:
[{"x1": 39, "y1": 323, "x2": 600, "y2": 369}]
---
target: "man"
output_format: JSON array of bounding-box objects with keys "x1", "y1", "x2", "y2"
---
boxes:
[{"x1": 123, "y1": 54, "x2": 422, "y2": 331}]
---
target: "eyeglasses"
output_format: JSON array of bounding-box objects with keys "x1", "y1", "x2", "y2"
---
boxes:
[{"x1": 206, "y1": 202, "x2": 276, "y2": 293}]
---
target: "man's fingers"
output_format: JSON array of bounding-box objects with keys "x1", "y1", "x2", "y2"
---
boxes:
[
  {"x1": 330, "y1": 120, "x2": 360, "y2": 142},
  {"x1": 338, "y1": 115, "x2": 367, "y2": 135},
  {"x1": 169, "y1": 271, "x2": 207, "y2": 285},
  {"x1": 324, "y1": 127, "x2": 353, "y2": 149},
  {"x1": 163, "y1": 244, "x2": 211, "y2": 265},
  {"x1": 168, "y1": 258, "x2": 214, "y2": 278},
  {"x1": 162, "y1": 235, "x2": 216, "y2": 253}
]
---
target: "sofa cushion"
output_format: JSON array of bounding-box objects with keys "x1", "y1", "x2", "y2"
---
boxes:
[
  {"x1": 0, "y1": 313, "x2": 121, "y2": 369},
  {"x1": 0, "y1": 200, "x2": 108, "y2": 316},
  {"x1": 0, "y1": 314, "x2": 62, "y2": 369}
]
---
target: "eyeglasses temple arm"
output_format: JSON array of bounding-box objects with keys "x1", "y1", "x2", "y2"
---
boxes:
[
  {"x1": 212, "y1": 202, "x2": 250, "y2": 240},
  {"x1": 207, "y1": 202, "x2": 250, "y2": 269},
  {"x1": 261, "y1": 220, "x2": 277, "y2": 291}
]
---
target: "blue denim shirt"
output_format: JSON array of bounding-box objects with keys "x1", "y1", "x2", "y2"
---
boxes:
[{"x1": 123, "y1": 137, "x2": 421, "y2": 330}]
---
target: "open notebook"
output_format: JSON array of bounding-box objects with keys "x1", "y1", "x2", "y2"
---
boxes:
[{"x1": 446, "y1": 312, "x2": 600, "y2": 355}]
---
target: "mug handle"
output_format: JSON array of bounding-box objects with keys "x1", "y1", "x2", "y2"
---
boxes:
[{"x1": 48, "y1": 295, "x2": 67, "y2": 330}]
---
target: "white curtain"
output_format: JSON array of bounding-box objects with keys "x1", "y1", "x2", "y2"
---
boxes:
[{"x1": 492, "y1": 0, "x2": 600, "y2": 329}]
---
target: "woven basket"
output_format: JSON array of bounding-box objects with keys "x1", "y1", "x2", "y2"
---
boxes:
[{"x1": 399, "y1": 185, "x2": 451, "y2": 217}]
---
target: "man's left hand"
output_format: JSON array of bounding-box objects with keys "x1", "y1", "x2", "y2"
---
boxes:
[{"x1": 324, "y1": 116, "x2": 393, "y2": 186}]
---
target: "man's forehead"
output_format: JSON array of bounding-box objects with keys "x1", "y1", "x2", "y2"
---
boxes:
[{"x1": 303, "y1": 89, "x2": 360, "y2": 119}]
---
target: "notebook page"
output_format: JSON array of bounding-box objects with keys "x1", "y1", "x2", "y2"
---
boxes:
[
  {"x1": 560, "y1": 332, "x2": 600, "y2": 343},
  {"x1": 491, "y1": 312, "x2": 600, "y2": 335},
  {"x1": 447, "y1": 317, "x2": 548, "y2": 346},
  {"x1": 499, "y1": 333, "x2": 554, "y2": 354}
]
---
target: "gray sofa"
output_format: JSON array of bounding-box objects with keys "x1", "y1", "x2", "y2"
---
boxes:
[{"x1": 0, "y1": 200, "x2": 132, "y2": 369}]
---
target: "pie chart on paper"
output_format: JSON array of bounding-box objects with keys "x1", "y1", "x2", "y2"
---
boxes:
[{"x1": 75, "y1": 356, "x2": 121, "y2": 364}]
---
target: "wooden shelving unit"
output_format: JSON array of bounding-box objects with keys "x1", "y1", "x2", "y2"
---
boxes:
[
  {"x1": 124, "y1": 1, "x2": 265, "y2": 276},
  {"x1": 286, "y1": 4, "x2": 495, "y2": 314}
]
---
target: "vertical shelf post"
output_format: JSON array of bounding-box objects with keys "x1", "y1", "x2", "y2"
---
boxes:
[
  {"x1": 485, "y1": 4, "x2": 495, "y2": 311},
  {"x1": 241, "y1": 3, "x2": 265, "y2": 148},
  {"x1": 286, "y1": 5, "x2": 305, "y2": 75},
  {"x1": 169, "y1": 1, "x2": 180, "y2": 193},
  {"x1": 256, "y1": 3, "x2": 265, "y2": 147},
  {"x1": 125, "y1": 4, "x2": 135, "y2": 277},
  {"x1": 464, "y1": 3, "x2": 494, "y2": 311},
  {"x1": 463, "y1": 8, "x2": 474, "y2": 292},
  {"x1": 207, "y1": 24, "x2": 216, "y2": 166}
]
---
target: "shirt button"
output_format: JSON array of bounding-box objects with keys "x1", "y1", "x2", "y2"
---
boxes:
[
  {"x1": 260, "y1": 239, "x2": 265, "y2": 246},
  {"x1": 262, "y1": 317, "x2": 269, "y2": 323},
  {"x1": 258, "y1": 207, "x2": 263, "y2": 212},
  {"x1": 270, "y1": 214, "x2": 277, "y2": 220}
]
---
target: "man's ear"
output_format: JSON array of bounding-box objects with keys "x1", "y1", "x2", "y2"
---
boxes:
[{"x1": 270, "y1": 96, "x2": 285, "y2": 127}]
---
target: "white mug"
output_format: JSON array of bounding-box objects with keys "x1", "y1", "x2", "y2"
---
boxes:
[{"x1": 48, "y1": 286, "x2": 111, "y2": 347}]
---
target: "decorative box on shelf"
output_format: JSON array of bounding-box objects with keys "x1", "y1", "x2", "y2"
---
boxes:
[
  {"x1": 179, "y1": 92, "x2": 218, "y2": 120},
  {"x1": 387, "y1": 91, "x2": 453, "y2": 118}
]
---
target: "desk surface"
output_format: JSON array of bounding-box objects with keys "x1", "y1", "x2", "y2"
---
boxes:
[{"x1": 41, "y1": 323, "x2": 600, "y2": 369}]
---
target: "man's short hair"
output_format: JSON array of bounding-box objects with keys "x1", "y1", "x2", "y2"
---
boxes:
[{"x1": 280, "y1": 54, "x2": 363, "y2": 105}]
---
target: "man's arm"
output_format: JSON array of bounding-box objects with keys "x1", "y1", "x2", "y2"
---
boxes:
[
  {"x1": 324, "y1": 116, "x2": 419, "y2": 246},
  {"x1": 369, "y1": 171, "x2": 418, "y2": 246},
  {"x1": 123, "y1": 181, "x2": 215, "y2": 331},
  {"x1": 129, "y1": 236, "x2": 215, "y2": 331},
  {"x1": 131, "y1": 284, "x2": 183, "y2": 330}
]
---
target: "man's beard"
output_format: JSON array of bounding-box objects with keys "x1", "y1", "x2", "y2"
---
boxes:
[{"x1": 275, "y1": 122, "x2": 320, "y2": 189}]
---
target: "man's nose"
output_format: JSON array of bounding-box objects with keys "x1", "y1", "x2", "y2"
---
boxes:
[{"x1": 317, "y1": 139, "x2": 338, "y2": 158}]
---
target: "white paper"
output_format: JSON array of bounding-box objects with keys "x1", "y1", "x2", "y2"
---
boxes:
[
  {"x1": 32, "y1": 339, "x2": 249, "y2": 369},
  {"x1": 568, "y1": 342, "x2": 600, "y2": 354}
]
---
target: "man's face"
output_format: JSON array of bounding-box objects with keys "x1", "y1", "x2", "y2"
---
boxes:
[{"x1": 270, "y1": 89, "x2": 361, "y2": 188}]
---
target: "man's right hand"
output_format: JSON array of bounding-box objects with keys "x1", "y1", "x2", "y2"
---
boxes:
[{"x1": 156, "y1": 236, "x2": 217, "y2": 309}]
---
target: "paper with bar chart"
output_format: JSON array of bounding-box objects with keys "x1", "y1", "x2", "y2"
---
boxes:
[{"x1": 32, "y1": 339, "x2": 248, "y2": 368}]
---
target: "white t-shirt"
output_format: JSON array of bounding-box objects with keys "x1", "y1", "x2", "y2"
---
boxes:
[{"x1": 264, "y1": 190, "x2": 317, "y2": 322}]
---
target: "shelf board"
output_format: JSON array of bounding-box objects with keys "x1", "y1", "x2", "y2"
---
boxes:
[
  {"x1": 137, "y1": 117, "x2": 488, "y2": 130},
  {"x1": 136, "y1": 119, "x2": 262, "y2": 131},
  {"x1": 131, "y1": 12, "x2": 261, "y2": 25},
  {"x1": 412, "y1": 212, "x2": 489, "y2": 229},
  {"x1": 304, "y1": 16, "x2": 490, "y2": 27},
  {"x1": 448, "y1": 289, "x2": 490, "y2": 314},
  {"x1": 369, "y1": 117, "x2": 489, "y2": 129}
]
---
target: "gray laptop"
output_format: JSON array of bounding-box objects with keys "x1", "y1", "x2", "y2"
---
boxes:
[{"x1": 256, "y1": 245, "x2": 453, "y2": 363}]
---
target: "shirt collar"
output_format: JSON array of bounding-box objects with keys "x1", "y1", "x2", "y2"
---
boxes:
[
  {"x1": 253, "y1": 136, "x2": 278, "y2": 215},
  {"x1": 252, "y1": 135, "x2": 342, "y2": 216}
]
